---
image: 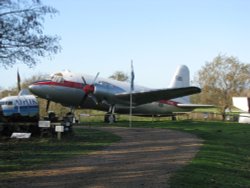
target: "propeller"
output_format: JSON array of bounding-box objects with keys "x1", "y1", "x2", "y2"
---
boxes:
[
  {"x1": 80, "y1": 72, "x2": 100, "y2": 105},
  {"x1": 17, "y1": 69, "x2": 21, "y2": 92}
]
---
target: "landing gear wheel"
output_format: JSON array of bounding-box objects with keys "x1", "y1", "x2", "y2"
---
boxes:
[
  {"x1": 171, "y1": 115, "x2": 176, "y2": 121},
  {"x1": 104, "y1": 113, "x2": 116, "y2": 123},
  {"x1": 48, "y1": 112, "x2": 57, "y2": 122}
]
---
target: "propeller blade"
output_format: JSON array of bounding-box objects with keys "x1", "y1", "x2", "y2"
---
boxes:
[
  {"x1": 81, "y1": 76, "x2": 87, "y2": 85},
  {"x1": 92, "y1": 72, "x2": 100, "y2": 85},
  {"x1": 80, "y1": 72, "x2": 100, "y2": 106},
  {"x1": 89, "y1": 93, "x2": 98, "y2": 105},
  {"x1": 80, "y1": 93, "x2": 88, "y2": 106},
  {"x1": 80, "y1": 93, "x2": 98, "y2": 106},
  {"x1": 17, "y1": 69, "x2": 21, "y2": 92}
]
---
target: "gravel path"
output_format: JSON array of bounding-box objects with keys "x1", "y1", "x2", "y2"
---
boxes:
[{"x1": 1, "y1": 127, "x2": 202, "y2": 188}]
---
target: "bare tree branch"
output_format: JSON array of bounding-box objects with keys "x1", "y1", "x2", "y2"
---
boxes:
[
  {"x1": 193, "y1": 54, "x2": 250, "y2": 112},
  {"x1": 0, "y1": 0, "x2": 61, "y2": 68}
]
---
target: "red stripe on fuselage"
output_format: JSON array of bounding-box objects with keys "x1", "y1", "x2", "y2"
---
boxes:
[{"x1": 33, "y1": 80, "x2": 83, "y2": 89}]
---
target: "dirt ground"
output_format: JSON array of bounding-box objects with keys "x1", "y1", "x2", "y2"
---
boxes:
[{"x1": 1, "y1": 127, "x2": 202, "y2": 188}]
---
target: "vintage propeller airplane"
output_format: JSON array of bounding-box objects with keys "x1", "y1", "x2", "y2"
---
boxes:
[{"x1": 29, "y1": 65, "x2": 208, "y2": 123}]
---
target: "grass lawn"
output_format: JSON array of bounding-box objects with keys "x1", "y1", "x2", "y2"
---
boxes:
[
  {"x1": 0, "y1": 127, "x2": 120, "y2": 178},
  {"x1": 115, "y1": 120, "x2": 250, "y2": 188},
  {"x1": 1, "y1": 120, "x2": 250, "y2": 187}
]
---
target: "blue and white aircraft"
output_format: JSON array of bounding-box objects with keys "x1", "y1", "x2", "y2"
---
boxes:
[{"x1": 0, "y1": 89, "x2": 39, "y2": 122}]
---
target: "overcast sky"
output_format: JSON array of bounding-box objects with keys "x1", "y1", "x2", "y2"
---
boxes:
[{"x1": 1, "y1": 0, "x2": 250, "y2": 89}]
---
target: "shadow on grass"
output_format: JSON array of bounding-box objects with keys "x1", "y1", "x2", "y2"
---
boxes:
[
  {"x1": 0, "y1": 128, "x2": 120, "y2": 174},
  {"x1": 112, "y1": 120, "x2": 250, "y2": 188}
]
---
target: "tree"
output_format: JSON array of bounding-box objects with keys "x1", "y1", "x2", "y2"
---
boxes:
[
  {"x1": 0, "y1": 0, "x2": 61, "y2": 68},
  {"x1": 20, "y1": 73, "x2": 47, "y2": 88},
  {"x1": 109, "y1": 71, "x2": 129, "y2": 81},
  {"x1": 193, "y1": 54, "x2": 250, "y2": 112}
]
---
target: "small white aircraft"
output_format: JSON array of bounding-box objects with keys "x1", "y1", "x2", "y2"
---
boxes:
[
  {"x1": 0, "y1": 89, "x2": 39, "y2": 122},
  {"x1": 0, "y1": 70, "x2": 39, "y2": 123},
  {"x1": 29, "y1": 65, "x2": 207, "y2": 122},
  {"x1": 0, "y1": 90, "x2": 39, "y2": 122}
]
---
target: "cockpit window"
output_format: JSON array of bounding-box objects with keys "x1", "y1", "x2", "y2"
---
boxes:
[
  {"x1": 5, "y1": 101, "x2": 13, "y2": 105},
  {"x1": 51, "y1": 73, "x2": 64, "y2": 83}
]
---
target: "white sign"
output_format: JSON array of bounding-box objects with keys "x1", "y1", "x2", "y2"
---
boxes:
[
  {"x1": 39, "y1": 121, "x2": 50, "y2": 128},
  {"x1": 239, "y1": 113, "x2": 250, "y2": 124},
  {"x1": 55, "y1": 125, "x2": 64, "y2": 132},
  {"x1": 11, "y1": 132, "x2": 31, "y2": 139}
]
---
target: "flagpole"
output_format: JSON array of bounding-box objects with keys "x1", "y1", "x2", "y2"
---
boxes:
[
  {"x1": 129, "y1": 60, "x2": 134, "y2": 128},
  {"x1": 129, "y1": 86, "x2": 132, "y2": 127}
]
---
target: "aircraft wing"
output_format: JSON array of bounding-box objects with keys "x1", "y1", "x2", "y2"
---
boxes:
[{"x1": 116, "y1": 86, "x2": 201, "y2": 106}]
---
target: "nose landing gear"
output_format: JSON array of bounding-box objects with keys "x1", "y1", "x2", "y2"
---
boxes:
[{"x1": 104, "y1": 105, "x2": 116, "y2": 123}]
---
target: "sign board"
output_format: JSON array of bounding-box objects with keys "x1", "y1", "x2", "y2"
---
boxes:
[
  {"x1": 80, "y1": 114, "x2": 90, "y2": 117},
  {"x1": 233, "y1": 97, "x2": 250, "y2": 112},
  {"x1": 39, "y1": 121, "x2": 50, "y2": 128},
  {"x1": 11, "y1": 132, "x2": 31, "y2": 139},
  {"x1": 239, "y1": 113, "x2": 250, "y2": 124},
  {"x1": 55, "y1": 125, "x2": 64, "y2": 132}
]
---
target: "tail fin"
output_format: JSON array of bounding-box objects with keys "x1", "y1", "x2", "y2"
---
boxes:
[
  {"x1": 168, "y1": 65, "x2": 190, "y2": 103},
  {"x1": 168, "y1": 65, "x2": 190, "y2": 88}
]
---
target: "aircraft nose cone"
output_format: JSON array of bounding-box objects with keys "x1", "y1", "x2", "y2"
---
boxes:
[
  {"x1": 29, "y1": 82, "x2": 51, "y2": 100},
  {"x1": 28, "y1": 84, "x2": 36, "y2": 94},
  {"x1": 29, "y1": 84, "x2": 41, "y2": 96}
]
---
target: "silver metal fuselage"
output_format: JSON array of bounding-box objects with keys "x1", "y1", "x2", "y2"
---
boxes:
[{"x1": 29, "y1": 71, "x2": 193, "y2": 116}]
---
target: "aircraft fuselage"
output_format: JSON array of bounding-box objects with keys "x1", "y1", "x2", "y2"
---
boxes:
[{"x1": 29, "y1": 70, "x2": 194, "y2": 117}]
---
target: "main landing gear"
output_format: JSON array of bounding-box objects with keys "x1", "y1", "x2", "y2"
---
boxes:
[
  {"x1": 171, "y1": 115, "x2": 177, "y2": 121},
  {"x1": 104, "y1": 105, "x2": 116, "y2": 123},
  {"x1": 45, "y1": 109, "x2": 76, "y2": 133}
]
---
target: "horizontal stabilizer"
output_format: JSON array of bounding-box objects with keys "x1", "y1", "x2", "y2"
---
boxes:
[
  {"x1": 177, "y1": 103, "x2": 214, "y2": 108},
  {"x1": 232, "y1": 97, "x2": 250, "y2": 112}
]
